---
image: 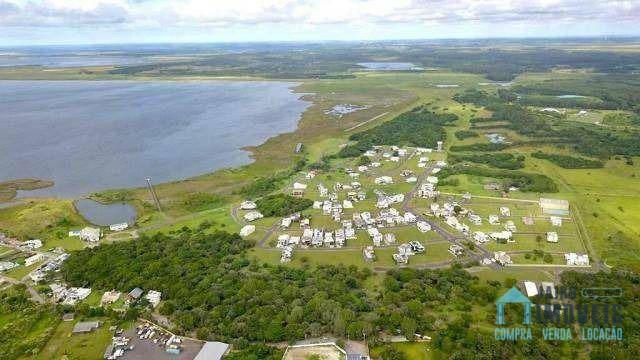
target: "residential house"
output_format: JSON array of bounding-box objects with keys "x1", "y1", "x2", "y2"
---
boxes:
[
  {"x1": 145, "y1": 290, "x2": 162, "y2": 308},
  {"x1": 243, "y1": 211, "x2": 264, "y2": 222},
  {"x1": 239, "y1": 225, "x2": 255, "y2": 237},
  {"x1": 547, "y1": 232, "x2": 559, "y2": 243},
  {"x1": 80, "y1": 227, "x2": 101, "y2": 243},
  {"x1": 240, "y1": 200, "x2": 257, "y2": 210}
]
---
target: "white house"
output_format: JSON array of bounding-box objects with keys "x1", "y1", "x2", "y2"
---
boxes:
[
  {"x1": 550, "y1": 216, "x2": 563, "y2": 227},
  {"x1": 547, "y1": 232, "x2": 559, "y2": 243},
  {"x1": 80, "y1": 227, "x2": 101, "y2": 243},
  {"x1": 145, "y1": 290, "x2": 162, "y2": 308},
  {"x1": 416, "y1": 221, "x2": 432, "y2": 233},
  {"x1": 243, "y1": 211, "x2": 264, "y2": 222},
  {"x1": 500, "y1": 207, "x2": 511, "y2": 217},
  {"x1": 488, "y1": 215, "x2": 500, "y2": 225},
  {"x1": 426, "y1": 176, "x2": 439, "y2": 184},
  {"x1": 474, "y1": 231, "x2": 489, "y2": 244},
  {"x1": 240, "y1": 200, "x2": 257, "y2": 210},
  {"x1": 239, "y1": 225, "x2": 255, "y2": 237},
  {"x1": 523, "y1": 281, "x2": 539, "y2": 297},
  {"x1": 490, "y1": 231, "x2": 513, "y2": 242},
  {"x1": 374, "y1": 176, "x2": 394, "y2": 185},
  {"x1": 109, "y1": 223, "x2": 128, "y2": 232},
  {"x1": 494, "y1": 251, "x2": 513, "y2": 266},
  {"x1": 565, "y1": 253, "x2": 589, "y2": 266},
  {"x1": 25, "y1": 253, "x2": 45, "y2": 267},
  {"x1": 293, "y1": 182, "x2": 307, "y2": 190}
]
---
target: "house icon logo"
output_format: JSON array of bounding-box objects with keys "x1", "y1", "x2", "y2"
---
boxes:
[{"x1": 495, "y1": 287, "x2": 532, "y2": 325}]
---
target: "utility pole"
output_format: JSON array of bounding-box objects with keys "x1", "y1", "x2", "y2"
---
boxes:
[{"x1": 145, "y1": 178, "x2": 162, "y2": 212}]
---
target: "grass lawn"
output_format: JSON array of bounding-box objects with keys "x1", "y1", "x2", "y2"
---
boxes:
[
  {"x1": 468, "y1": 267, "x2": 555, "y2": 283},
  {"x1": 370, "y1": 342, "x2": 439, "y2": 360},
  {"x1": 33, "y1": 318, "x2": 127, "y2": 360}
]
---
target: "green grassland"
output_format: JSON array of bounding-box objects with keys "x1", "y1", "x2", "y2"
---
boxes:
[{"x1": 32, "y1": 318, "x2": 126, "y2": 360}]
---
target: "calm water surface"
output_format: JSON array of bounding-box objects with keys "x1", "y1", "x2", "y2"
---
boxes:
[
  {"x1": 0, "y1": 80, "x2": 310, "y2": 197},
  {"x1": 74, "y1": 199, "x2": 137, "y2": 226}
]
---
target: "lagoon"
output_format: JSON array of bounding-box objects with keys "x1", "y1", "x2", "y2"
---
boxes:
[
  {"x1": 74, "y1": 199, "x2": 137, "y2": 226},
  {"x1": 0, "y1": 80, "x2": 309, "y2": 198}
]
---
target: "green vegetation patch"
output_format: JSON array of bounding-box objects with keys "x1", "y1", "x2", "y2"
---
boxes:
[
  {"x1": 531, "y1": 151, "x2": 604, "y2": 169},
  {"x1": 0, "y1": 286, "x2": 60, "y2": 360},
  {"x1": 449, "y1": 153, "x2": 525, "y2": 170},
  {"x1": 0, "y1": 179, "x2": 53, "y2": 202},
  {"x1": 256, "y1": 194, "x2": 313, "y2": 217},
  {"x1": 182, "y1": 192, "x2": 226, "y2": 212},
  {"x1": 338, "y1": 107, "x2": 458, "y2": 158},
  {"x1": 438, "y1": 164, "x2": 558, "y2": 193},
  {"x1": 454, "y1": 130, "x2": 479, "y2": 140}
]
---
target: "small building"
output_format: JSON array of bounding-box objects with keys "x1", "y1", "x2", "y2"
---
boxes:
[
  {"x1": 547, "y1": 232, "x2": 559, "y2": 243},
  {"x1": 523, "y1": 281, "x2": 539, "y2": 297},
  {"x1": 416, "y1": 221, "x2": 431, "y2": 233},
  {"x1": 72, "y1": 321, "x2": 101, "y2": 334},
  {"x1": 565, "y1": 253, "x2": 589, "y2": 266},
  {"x1": 550, "y1": 216, "x2": 563, "y2": 227},
  {"x1": 109, "y1": 223, "x2": 128, "y2": 232},
  {"x1": 363, "y1": 246, "x2": 375, "y2": 262},
  {"x1": 240, "y1": 200, "x2": 257, "y2": 210},
  {"x1": 294, "y1": 143, "x2": 303, "y2": 153},
  {"x1": 25, "y1": 253, "x2": 45, "y2": 267},
  {"x1": 243, "y1": 211, "x2": 264, "y2": 222},
  {"x1": 494, "y1": 251, "x2": 513, "y2": 266},
  {"x1": 499, "y1": 207, "x2": 511, "y2": 217},
  {"x1": 145, "y1": 290, "x2": 162, "y2": 308},
  {"x1": 80, "y1": 227, "x2": 101, "y2": 243},
  {"x1": 128, "y1": 287, "x2": 143, "y2": 301},
  {"x1": 101, "y1": 290, "x2": 121, "y2": 305},
  {"x1": 239, "y1": 225, "x2": 256, "y2": 237},
  {"x1": 474, "y1": 231, "x2": 489, "y2": 244},
  {"x1": 0, "y1": 261, "x2": 19, "y2": 272},
  {"x1": 449, "y1": 245, "x2": 464, "y2": 257}
]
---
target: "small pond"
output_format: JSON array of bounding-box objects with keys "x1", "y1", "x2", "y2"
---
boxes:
[{"x1": 75, "y1": 199, "x2": 137, "y2": 226}]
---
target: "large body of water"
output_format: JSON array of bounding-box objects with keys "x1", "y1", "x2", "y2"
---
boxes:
[{"x1": 0, "y1": 80, "x2": 309, "y2": 198}]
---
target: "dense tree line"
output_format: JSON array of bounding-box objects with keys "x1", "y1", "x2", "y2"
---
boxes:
[
  {"x1": 438, "y1": 164, "x2": 558, "y2": 193},
  {"x1": 454, "y1": 130, "x2": 479, "y2": 140},
  {"x1": 449, "y1": 153, "x2": 525, "y2": 170},
  {"x1": 531, "y1": 151, "x2": 604, "y2": 169},
  {"x1": 449, "y1": 143, "x2": 510, "y2": 152},
  {"x1": 256, "y1": 194, "x2": 313, "y2": 217},
  {"x1": 338, "y1": 107, "x2": 457, "y2": 158}
]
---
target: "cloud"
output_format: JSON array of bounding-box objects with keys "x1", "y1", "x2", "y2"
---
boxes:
[{"x1": 0, "y1": 0, "x2": 638, "y2": 29}]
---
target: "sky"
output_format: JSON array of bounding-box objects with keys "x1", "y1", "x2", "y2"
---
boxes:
[{"x1": 0, "y1": 0, "x2": 639, "y2": 45}]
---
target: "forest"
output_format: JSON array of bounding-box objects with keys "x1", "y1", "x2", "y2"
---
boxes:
[
  {"x1": 531, "y1": 151, "x2": 604, "y2": 169},
  {"x1": 256, "y1": 194, "x2": 313, "y2": 217},
  {"x1": 448, "y1": 153, "x2": 525, "y2": 170},
  {"x1": 438, "y1": 165, "x2": 558, "y2": 193},
  {"x1": 338, "y1": 107, "x2": 457, "y2": 158}
]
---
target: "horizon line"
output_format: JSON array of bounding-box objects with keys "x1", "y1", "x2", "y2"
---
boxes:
[{"x1": 2, "y1": 34, "x2": 640, "y2": 48}]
